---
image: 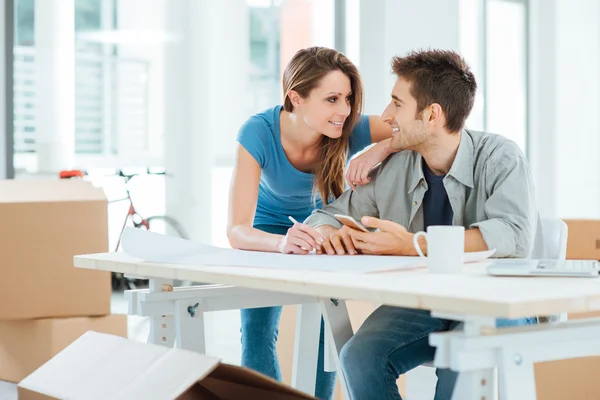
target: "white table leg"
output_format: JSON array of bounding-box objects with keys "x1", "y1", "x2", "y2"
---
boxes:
[
  {"x1": 323, "y1": 324, "x2": 337, "y2": 373},
  {"x1": 147, "y1": 278, "x2": 175, "y2": 347},
  {"x1": 431, "y1": 313, "x2": 498, "y2": 400},
  {"x1": 498, "y1": 348, "x2": 536, "y2": 400},
  {"x1": 452, "y1": 369, "x2": 497, "y2": 400},
  {"x1": 174, "y1": 299, "x2": 207, "y2": 354},
  {"x1": 319, "y1": 299, "x2": 354, "y2": 400},
  {"x1": 292, "y1": 303, "x2": 321, "y2": 395}
]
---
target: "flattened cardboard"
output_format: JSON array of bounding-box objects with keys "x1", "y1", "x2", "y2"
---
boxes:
[
  {"x1": 0, "y1": 179, "x2": 111, "y2": 320},
  {"x1": 18, "y1": 331, "x2": 317, "y2": 400}
]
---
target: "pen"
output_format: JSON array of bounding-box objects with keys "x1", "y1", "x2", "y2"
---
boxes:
[{"x1": 288, "y1": 215, "x2": 321, "y2": 252}]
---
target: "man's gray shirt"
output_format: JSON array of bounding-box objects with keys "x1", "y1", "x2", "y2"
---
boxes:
[{"x1": 305, "y1": 129, "x2": 544, "y2": 258}]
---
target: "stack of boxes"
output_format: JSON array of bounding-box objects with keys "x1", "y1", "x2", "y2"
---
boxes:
[{"x1": 0, "y1": 179, "x2": 127, "y2": 383}]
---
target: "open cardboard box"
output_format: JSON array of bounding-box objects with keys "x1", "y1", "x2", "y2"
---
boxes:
[{"x1": 18, "y1": 331, "x2": 317, "y2": 400}]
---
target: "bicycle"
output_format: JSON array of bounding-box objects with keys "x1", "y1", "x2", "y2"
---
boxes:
[{"x1": 59, "y1": 167, "x2": 189, "y2": 290}]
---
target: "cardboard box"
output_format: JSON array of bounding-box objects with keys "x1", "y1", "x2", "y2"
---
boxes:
[
  {"x1": 534, "y1": 311, "x2": 600, "y2": 399},
  {"x1": 18, "y1": 331, "x2": 317, "y2": 400},
  {"x1": 563, "y1": 219, "x2": 600, "y2": 260},
  {"x1": 277, "y1": 302, "x2": 406, "y2": 400},
  {"x1": 535, "y1": 357, "x2": 600, "y2": 399},
  {"x1": 0, "y1": 179, "x2": 111, "y2": 320},
  {"x1": 0, "y1": 314, "x2": 127, "y2": 383}
]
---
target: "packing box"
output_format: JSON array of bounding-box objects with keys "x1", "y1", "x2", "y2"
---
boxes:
[
  {"x1": 563, "y1": 219, "x2": 600, "y2": 260},
  {"x1": 0, "y1": 179, "x2": 111, "y2": 320},
  {"x1": 18, "y1": 331, "x2": 317, "y2": 400},
  {"x1": 535, "y1": 356, "x2": 600, "y2": 399},
  {"x1": 0, "y1": 314, "x2": 127, "y2": 383},
  {"x1": 533, "y1": 310, "x2": 600, "y2": 399}
]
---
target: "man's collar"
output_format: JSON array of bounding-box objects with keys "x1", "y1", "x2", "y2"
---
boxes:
[
  {"x1": 408, "y1": 130, "x2": 474, "y2": 191},
  {"x1": 447, "y1": 129, "x2": 474, "y2": 188},
  {"x1": 408, "y1": 152, "x2": 425, "y2": 193}
]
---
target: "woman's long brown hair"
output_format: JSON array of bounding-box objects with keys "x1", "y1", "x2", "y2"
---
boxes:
[{"x1": 282, "y1": 47, "x2": 364, "y2": 204}]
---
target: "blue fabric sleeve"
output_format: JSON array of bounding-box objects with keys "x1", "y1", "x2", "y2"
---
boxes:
[
  {"x1": 348, "y1": 115, "x2": 372, "y2": 157},
  {"x1": 236, "y1": 116, "x2": 273, "y2": 169}
]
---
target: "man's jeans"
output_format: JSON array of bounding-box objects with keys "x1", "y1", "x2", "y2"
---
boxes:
[{"x1": 340, "y1": 306, "x2": 537, "y2": 400}]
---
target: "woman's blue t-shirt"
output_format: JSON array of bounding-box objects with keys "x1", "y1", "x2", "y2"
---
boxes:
[{"x1": 236, "y1": 105, "x2": 372, "y2": 228}]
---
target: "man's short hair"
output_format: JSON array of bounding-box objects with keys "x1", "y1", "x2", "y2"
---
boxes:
[{"x1": 391, "y1": 49, "x2": 477, "y2": 132}]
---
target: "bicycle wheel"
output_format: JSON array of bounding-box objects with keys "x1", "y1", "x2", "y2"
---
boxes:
[{"x1": 146, "y1": 215, "x2": 189, "y2": 239}]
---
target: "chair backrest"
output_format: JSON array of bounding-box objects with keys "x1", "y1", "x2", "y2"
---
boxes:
[
  {"x1": 538, "y1": 218, "x2": 568, "y2": 261},
  {"x1": 538, "y1": 218, "x2": 569, "y2": 322}
]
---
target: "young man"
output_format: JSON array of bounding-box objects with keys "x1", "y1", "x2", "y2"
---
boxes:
[{"x1": 305, "y1": 49, "x2": 542, "y2": 400}]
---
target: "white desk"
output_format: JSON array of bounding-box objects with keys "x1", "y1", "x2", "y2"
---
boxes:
[{"x1": 76, "y1": 252, "x2": 600, "y2": 400}]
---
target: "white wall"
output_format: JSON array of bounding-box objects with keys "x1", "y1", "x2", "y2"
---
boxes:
[
  {"x1": 117, "y1": 0, "x2": 167, "y2": 160},
  {"x1": 311, "y1": 0, "x2": 335, "y2": 48},
  {"x1": 35, "y1": 0, "x2": 75, "y2": 173},
  {"x1": 359, "y1": 0, "x2": 461, "y2": 115},
  {"x1": 163, "y1": 0, "x2": 248, "y2": 242},
  {"x1": 529, "y1": 0, "x2": 600, "y2": 219},
  {"x1": 529, "y1": 0, "x2": 557, "y2": 218}
]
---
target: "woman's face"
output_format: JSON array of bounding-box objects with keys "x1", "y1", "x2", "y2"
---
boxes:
[{"x1": 298, "y1": 70, "x2": 353, "y2": 139}]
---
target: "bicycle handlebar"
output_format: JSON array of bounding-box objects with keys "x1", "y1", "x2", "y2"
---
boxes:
[
  {"x1": 59, "y1": 167, "x2": 171, "y2": 181},
  {"x1": 116, "y1": 168, "x2": 169, "y2": 180}
]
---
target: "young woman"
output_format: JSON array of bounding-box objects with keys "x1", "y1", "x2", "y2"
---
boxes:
[{"x1": 227, "y1": 46, "x2": 394, "y2": 400}]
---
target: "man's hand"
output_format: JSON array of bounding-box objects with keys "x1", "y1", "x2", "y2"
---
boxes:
[
  {"x1": 316, "y1": 225, "x2": 358, "y2": 255},
  {"x1": 348, "y1": 217, "x2": 418, "y2": 255}
]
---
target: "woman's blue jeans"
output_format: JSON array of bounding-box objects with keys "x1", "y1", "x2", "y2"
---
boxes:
[{"x1": 240, "y1": 224, "x2": 336, "y2": 400}]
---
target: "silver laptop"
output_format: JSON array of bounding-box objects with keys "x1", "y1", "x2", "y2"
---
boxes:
[{"x1": 487, "y1": 259, "x2": 600, "y2": 278}]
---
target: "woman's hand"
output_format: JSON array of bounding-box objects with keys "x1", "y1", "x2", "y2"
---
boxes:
[
  {"x1": 346, "y1": 139, "x2": 393, "y2": 190},
  {"x1": 277, "y1": 222, "x2": 325, "y2": 254}
]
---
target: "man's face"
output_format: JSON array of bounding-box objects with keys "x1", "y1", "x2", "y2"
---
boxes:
[{"x1": 381, "y1": 78, "x2": 429, "y2": 151}]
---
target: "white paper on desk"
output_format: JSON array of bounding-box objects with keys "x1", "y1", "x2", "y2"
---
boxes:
[
  {"x1": 121, "y1": 228, "x2": 425, "y2": 274},
  {"x1": 464, "y1": 249, "x2": 496, "y2": 263}
]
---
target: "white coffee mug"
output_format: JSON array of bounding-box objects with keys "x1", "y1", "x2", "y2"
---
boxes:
[{"x1": 413, "y1": 225, "x2": 465, "y2": 274}]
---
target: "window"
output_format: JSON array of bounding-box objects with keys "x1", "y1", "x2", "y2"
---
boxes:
[
  {"x1": 485, "y1": 0, "x2": 528, "y2": 152},
  {"x1": 459, "y1": 0, "x2": 529, "y2": 152},
  {"x1": 12, "y1": 0, "x2": 138, "y2": 162},
  {"x1": 247, "y1": 1, "x2": 281, "y2": 114},
  {"x1": 245, "y1": 0, "x2": 336, "y2": 115},
  {"x1": 460, "y1": 0, "x2": 486, "y2": 131}
]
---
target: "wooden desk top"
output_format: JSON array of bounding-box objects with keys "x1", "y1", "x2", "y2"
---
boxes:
[{"x1": 76, "y1": 252, "x2": 600, "y2": 318}]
